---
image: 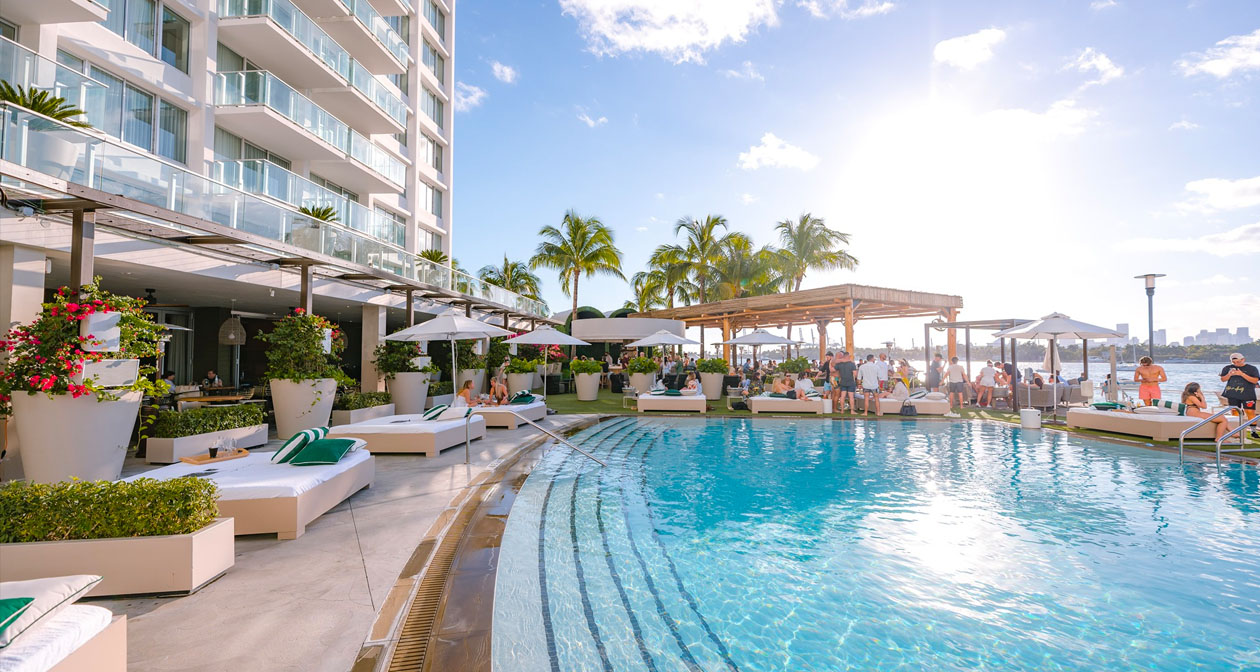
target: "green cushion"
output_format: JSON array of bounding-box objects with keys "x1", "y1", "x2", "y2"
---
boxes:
[
  {"x1": 0, "y1": 598, "x2": 32, "y2": 635},
  {"x1": 664, "y1": 390, "x2": 682, "y2": 396},
  {"x1": 422, "y1": 404, "x2": 448, "y2": 420},
  {"x1": 272, "y1": 427, "x2": 328, "y2": 464},
  {"x1": 289, "y1": 438, "x2": 362, "y2": 466},
  {"x1": 1091, "y1": 402, "x2": 1125, "y2": 410},
  {"x1": 767, "y1": 392, "x2": 789, "y2": 398},
  {"x1": 1150, "y1": 399, "x2": 1187, "y2": 416},
  {"x1": 509, "y1": 394, "x2": 536, "y2": 405}
]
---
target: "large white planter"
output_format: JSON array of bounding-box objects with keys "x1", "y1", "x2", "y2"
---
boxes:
[
  {"x1": 331, "y1": 403, "x2": 395, "y2": 426},
  {"x1": 575, "y1": 372, "x2": 600, "y2": 401},
  {"x1": 629, "y1": 372, "x2": 655, "y2": 393},
  {"x1": 12, "y1": 390, "x2": 142, "y2": 483},
  {"x1": 145, "y1": 424, "x2": 269, "y2": 464},
  {"x1": 0, "y1": 518, "x2": 235, "y2": 597},
  {"x1": 508, "y1": 373, "x2": 534, "y2": 396},
  {"x1": 71, "y1": 358, "x2": 139, "y2": 387},
  {"x1": 270, "y1": 378, "x2": 336, "y2": 440},
  {"x1": 456, "y1": 369, "x2": 486, "y2": 395},
  {"x1": 426, "y1": 393, "x2": 454, "y2": 409},
  {"x1": 80, "y1": 312, "x2": 122, "y2": 352},
  {"x1": 700, "y1": 372, "x2": 726, "y2": 400},
  {"x1": 387, "y1": 372, "x2": 430, "y2": 414}
]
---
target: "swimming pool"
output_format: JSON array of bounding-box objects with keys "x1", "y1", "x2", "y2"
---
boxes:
[{"x1": 492, "y1": 418, "x2": 1260, "y2": 671}]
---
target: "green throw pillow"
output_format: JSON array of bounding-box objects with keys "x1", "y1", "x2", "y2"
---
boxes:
[
  {"x1": 272, "y1": 427, "x2": 329, "y2": 464},
  {"x1": 0, "y1": 598, "x2": 32, "y2": 635},
  {"x1": 422, "y1": 404, "x2": 448, "y2": 421},
  {"x1": 510, "y1": 394, "x2": 535, "y2": 405},
  {"x1": 664, "y1": 389, "x2": 682, "y2": 396},
  {"x1": 289, "y1": 438, "x2": 362, "y2": 466}
]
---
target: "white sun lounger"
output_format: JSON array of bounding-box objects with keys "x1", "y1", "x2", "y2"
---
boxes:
[
  {"x1": 471, "y1": 400, "x2": 547, "y2": 429},
  {"x1": 1066, "y1": 407, "x2": 1239, "y2": 442},
  {"x1": 637, "y1": 393, "x2": 707, "y2": 413},
  {"x1": 123, "y1": 451, "x2": 374, "y2": 540},
  {"x1": 327, "y1": 414, "x2": 487, "y2": 455},
  {"x1": 748, "y1": 395, "x2": 832, "y2": 414},
  {"x1": 0, "y1": 605, "x2": 125, "y2": 672},
  {"x1": 877, "y1": 396, "x2": 951, "y2": 415}
]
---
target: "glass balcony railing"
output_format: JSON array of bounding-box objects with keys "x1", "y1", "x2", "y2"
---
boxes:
[
  {"x1": 0, "y1": 37, "x2": 107, "y2": 112},
  {"x1": 214, "y1": 159, "x2": 405, "y2": 247},
  {"x1": 0, "y1": 104, "x2": 549, "y2": 317},
  {"x1": 214, "y1": 71, "x2": 405, "y2": 187},
  {"x1": 218, "y1": 0, "x2": 407, "y2": 129},
  {"x1": 339, "y1": 0, "x2": 410, "y2": 67}
]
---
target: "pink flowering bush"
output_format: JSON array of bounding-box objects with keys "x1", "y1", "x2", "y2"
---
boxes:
[{"x1": 0, "y1": 280, "x2": 167, "y2": 416}]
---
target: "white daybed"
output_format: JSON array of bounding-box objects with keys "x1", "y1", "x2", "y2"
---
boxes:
[
  {"x1": 327, "y1": 414, "x2": 486, "y2": 455},
  {"x1": 748, "y1": 394, "x2": 832, "y2": 414},
  {"x1": 637, "y1": 393, "x2": 707, "y2": 414},
  {"x1": 877, "y1": 395, "x2": 951, "y2": 415},
  {"x1": 124, "y1": 451, "x2": 374, "y2": 540},
  {"x1": 472, "y1": 400, "x2": 547, "y2": 429},
  {"x1": 1065, "y1": 407, "x2": 1239, "y2": 442},
  {"x1": 0, "y1": 606, "x2": 125, "y2": 672}
]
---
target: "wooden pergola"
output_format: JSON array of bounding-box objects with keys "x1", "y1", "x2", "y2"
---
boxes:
[{"x1": 633, "y1": 284, "x2": 964, "y2": 361}]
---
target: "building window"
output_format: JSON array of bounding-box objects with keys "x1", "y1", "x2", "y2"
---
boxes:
[
  {"x1": 384, "y1": 15, "x2": 409, "y2": 46},
  {"x1": 420, "y1": 87, "x2": 443, "y2": 129},
  {"x1": 423, "y1": 1, "x2": 445, "y2": 41},
  {"x1": 158, "y1": 100, "x2": 187, "y2": 163},
  {"x1": 421, "y1": 181, "x2": 443, "y2": 218},
  {"x1": 310, "y1": 174, "x2": 359, "y2": 203},
  {"x1": 419, "y1": 133, "x2": 442, "y2": 172},
  {"x1": 122, "y1": 85, "x2": 154, "y2": 151},
  {"x1": 418, "y1": 228, "x2": 443, "y2": 252},
  {"x1": 160, "y1": 7, "x2": 190, "y2": 73},
  {"x1": 216, "y1": 43, "x2": 244, "y2": 72},
  {"x1": 0, "y1": 19, "x2": 17, "y2": 41},
  {"x1": 214, "y1": 127, "x2": 291, "y2": 170},
  {"x1": 84, "y1": 65, "x2": 187, "y2": 163},
  {"x1": 387, "y1": 70, "x2": 408, "y2": 97},
  {"x1": 422, "y1": 41, "x2": 444, "y2": 84}
]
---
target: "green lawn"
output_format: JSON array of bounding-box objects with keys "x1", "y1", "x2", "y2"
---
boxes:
[{"x1": 540, "y1": 390, "x2": 1260, "y2": 459}]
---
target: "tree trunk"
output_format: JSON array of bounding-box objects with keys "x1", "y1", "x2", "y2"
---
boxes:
[
  {"x1": 570, "y1": 270, "x2": 580, "y2": 358},
  {"x1": 698, "y1": 279, "x2": 706, "y2": 356}
]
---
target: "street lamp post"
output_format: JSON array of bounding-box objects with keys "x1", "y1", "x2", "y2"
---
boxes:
[{"x1": 1134, "y1": 274, "x2": 1165, "y2": 361}]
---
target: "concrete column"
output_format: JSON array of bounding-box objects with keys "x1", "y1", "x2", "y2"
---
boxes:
[
  {"x1": 406, "y1": 289, "x2": 416, "y2": 326},
  {"x1": 1, "y1": 244, "x2": 46, "y2": 482},
  {"x1": 298, "y1": 265, "x2": 314, "y2": 314},
  {"x1": 69, "y1": 209, "x2": 95, "y2": 293},
  {"x1": 361, "y1": 304, "x2": 387, "y2": 392}
]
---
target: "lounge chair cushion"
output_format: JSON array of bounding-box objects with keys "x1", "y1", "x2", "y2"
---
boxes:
[
  {"x1": 1134, "y1": 405, "x2": 1179, "y2": 415},
  {"x1": 0, "y1": 575, "x2": 101, "y2": 648},
  {"x1": 1147, "y1": 399, "x2": 1187, "y2": 416},
  {"x1": 0, "y1": 599, "x2": 33, "y2": 632},
  {"x1": 422, "y1": 405, "x2": 448, "y2": 420},
  {"x1": 923, "y1": 392, "x2": 947, "y2": 401},
  {"x1": 435, "y1": 407, "x2": 474, "y2": 421},
  {"x1": 289, "y1": 438, "x2": 367, "y2": 466},
  {"x1": 273, "y1": 427, "x2": 328, "y2": 464},
  {"x1": 508, "y1": 391, "x2": 535, "y2": 404}
]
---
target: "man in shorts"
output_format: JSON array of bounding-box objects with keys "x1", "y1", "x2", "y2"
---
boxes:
[
  {"x1": 858, "y1": 354, "x2": 883, "y2": 416},
  {"x1": 1221, "y1": 353, "x2": 1259, "y2": 440},
  {"x1": 834, "y1": 351, "x2": 858, "y2": 413},
  {"x1": 926, "y1": 353, "x2": 944, "y2": 392},
  {"x1": 1134, "y1": 356, "x2": 1167, "y2": 406},
  {"x1": 945, "y1": 356, "x2": 968, "y2": 409},
  {"x1": 876, "y1": 353, "x2": 890, "y2": 391}
]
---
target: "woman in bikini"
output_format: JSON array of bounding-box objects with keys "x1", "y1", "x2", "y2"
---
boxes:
[
  {"x1": 1134, "y1": 356, "x2": 1167, "y2": 406},
  {"x1": 1182, "y1": 382, "x2": 1227, "y2": 441}
]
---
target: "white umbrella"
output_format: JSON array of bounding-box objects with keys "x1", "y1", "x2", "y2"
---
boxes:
[
  {"x1": 506, "y1": 326, "x2": 590, "y2": 396},
  {"x1": 626, "y1": 330, "x2": 699, "y2": 348},
  {"x1": 994, "y1": 313, "x2": 1124, "y2": 421},
  {"x1": 721, "y1": 329, "x2": 800, "y2": 368}
]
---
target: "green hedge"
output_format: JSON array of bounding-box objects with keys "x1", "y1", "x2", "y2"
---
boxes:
[
  {"x1": 696, "y1": 358, "x2": 729, "y2": 374},
  {"x1": 334, "y1": 391, "x2": 391, "y2": 411},
  {"x1": 0, "y1": 478, "x2": 219, "y2": 542},
  {"x1": 569, "y1": 359, "x2": 602, "y2": 375},
  {"x1": 149, "y1": 403, "x2": 265, "y2": 439},
  {"x1": 430, "y1": 380, "x2": 453, "y2": 396}
]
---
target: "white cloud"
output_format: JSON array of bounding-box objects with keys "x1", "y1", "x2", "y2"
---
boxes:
[
  {"x1": 1200, "y1": 273, "x2": 1245, "y2": 286},
  {"x1": 1177, "y1": 175, "x2": 1260, "y2": 213},
  {"x1": 1131, "y1": 222, "x2": 1260, "y2": 256},
  {"x1": 737, "y1": 133, "x2": 820, "y2": 171},
  {"x1": 796, "y1": 0, "x2": 895, "y2": 19},
  {"x1": 576, "y1": 109, "x2": 608, "y2": 127},
  {"x1": 1068, "y1": 47, "x2": 1123, "y2": 87},
  {"x1": 558, "y1": 0, "x2": 779, "y2": 64},
  {"x1": 491, "y1": 61, "x2": 518, "y2": 84},
  {"x1": 740, "y1": 193, "x2": 758, "y2": 204},
  {"x1": 654, "y1": 193, "x2": 665, "y2": 200},
  {"x1": 1089, "y1": 0, "x2": 1117, "y2": 9},
  {"x1": 723, "y1": 60, "x2": 764, "y2": 81},
  {"x1": 1178, "y1": 28, "x2": 1260, "y2": 78},
  {"x1": 981, "y1": 98, "x2": 1096, "y2": 138},
  {"x1": 933, "y1": 28, "x2": 1006, "y2": 70},
  {"x1": 635, "y1": 226, "x2": 649, "y2": 232},
  {"x1": 1169, "y1": 119, "x2": 1199, "y2": 131},
  {"x1": 453, "y1": 82, "x2": 487, "y2": 112}
]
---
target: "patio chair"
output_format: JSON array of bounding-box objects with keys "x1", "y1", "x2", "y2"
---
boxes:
[
  {"x1": 623, "y1": 386, "x2": 638, "y2": 409},
  {"x1": 726, "y1": 386, "x2": 744, "y2": 411}
]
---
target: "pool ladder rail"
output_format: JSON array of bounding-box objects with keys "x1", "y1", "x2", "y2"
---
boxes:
[
  {"x1": 1179, "y1": 407, "x2": 1258, "y2": 465},
  {"x1": 460, "y1": 409, "x2": 606, "y2": 467}
]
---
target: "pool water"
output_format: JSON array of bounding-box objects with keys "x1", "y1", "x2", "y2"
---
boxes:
[{"x1": 492, "y1": 418, "x2": 1260, "y2": 671}]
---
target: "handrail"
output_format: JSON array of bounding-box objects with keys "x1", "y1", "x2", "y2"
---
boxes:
[
  {"x1": 461, "y1": 408, "x2": 605, "y2": 467},
  {"x1": 1180, "y1": 407, "x2": 1239, "y2": 461},
  {"x1": 1216, "y1": 413, "x2": 1259, "y2": 466}
]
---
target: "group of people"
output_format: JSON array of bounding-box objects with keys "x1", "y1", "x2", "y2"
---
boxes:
[{"x1": 1140, "y1": 352, "x2": 1259, "y2": 442}]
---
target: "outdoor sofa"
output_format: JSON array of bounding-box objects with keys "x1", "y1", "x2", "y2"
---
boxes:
[
  {"x1": 1065, "y1": 407, "x2": 1239, "y2": 442},
  {"x1": 748, "y1": 394, "x2": 832, "y2": 414},
  {"x1": 471, "y1": 400, "x2": 547, "y2": 429},
  {"x1": 637, "y1": 392, "x2": 707, "y2": 413},
  {"x1": 0, "y1": 576, "x2": 126, "y2": 672},
  {"x1": 327, "y1": 413, "x2": 486, "y2": 455}
]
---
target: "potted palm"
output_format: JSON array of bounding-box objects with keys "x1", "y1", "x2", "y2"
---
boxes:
[
  {"x1": 696, "y1": 358, "x2": 730, "y2": 400},
  {"x1": 0, "y1": 281, "x2": 166, "y2": 482},
  {"x1": 506, "y1": 357, "x2": 539, "y2": 396},
  {"x1": 373, "y1": 341, "x2": 437, "y2": 414},
  {"x1": 626, "y1": 356, "x2": 658, "y2": 394},
  {"x1": 0, "y1": 82, "x2": 91, "y2": 180},
  {"x1": 570, "y1": 359, "x2": 602, "y2": 401},
  {"x1": 255, "y1": 309, "x2": 347, "y2": 439}
]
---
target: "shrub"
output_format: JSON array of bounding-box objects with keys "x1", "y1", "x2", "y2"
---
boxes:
[
  {"x1": 373, "y1": 341, "x2": 426, "y2": 380},
  {"x1": 570, "y1": 359, "x2": 602, "y2": 375},
  {"x1": 254, "y1": 309, "x2": 348, "y2": 384},
  {"x1": 0, "y1": 82, "x2": 91, "y2": 129},
  {"x1": 334, "y1": 391, "x2": 391, "y2": 411},
  {"x1": 506, "y1": 357, "x2": 540, "y2": 374},
  {"x1": 626, "y1": 356, "x2": 659, "y2": 374},
  {"x1": 696, "y1": 358, "x2": 730, "y2": 374},
  {"x1": 430, "y1": 380, "x2": 453, "y2": 396},
  {"x1": 149, "y1": 403, "x2": 265, "y2": 438},
  {"x1": 777, "y1": 357, "x2": 811, "y2": 374},
  {"x1": 0, "y1": 478, "x2": 219, "y2": 542}
]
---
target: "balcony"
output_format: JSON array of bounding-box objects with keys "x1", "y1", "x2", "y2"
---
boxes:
[
  {"x1": 366, "y1": 0, "x2": 410, "y2": 18},
  {"x1": 214, "y1": 71, "x2": 405, "y2": 193},
  {"x1": 214, "y1": 159, "x2": 405, "y2": 247},
  {"x1": 0, "y1": 37, "x2": 107, "y2": 113},
  {"x1": 313, "y1": 59, "x2": 406, "y2": 135},
  {"x1": 315, "y1": 0, "x2": 408, "y2": 75},
  {"x1": 1, "y1": 0, "x2": 108, "y2": 25},
  {"x1": 0, "y1": 104, "x2": 551, "y2": 318}
]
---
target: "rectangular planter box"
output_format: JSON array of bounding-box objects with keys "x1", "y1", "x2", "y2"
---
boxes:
[
  {"x1": 0, "y1": 518, "x2": 235, "y2": 597},
  {"x1": 71, "y1": 358, "x2": 139, "y2": 387},
  {"x1": 145, "y1": 424, "x2": 269, "y2": 464},
  {"x1": 331, "y1": 403, "x2": 395, "y2": 426},
  {"x1": 80, "y1": 312, "x2": 121, "y2": 352},
  {"x1": 425, "y1": 393, "x2": 454, "y2": 409}
]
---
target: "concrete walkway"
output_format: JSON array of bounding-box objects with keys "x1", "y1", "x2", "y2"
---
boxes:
[{"x1": 97, "y1": 414, "x2": 595, "y2": 672}]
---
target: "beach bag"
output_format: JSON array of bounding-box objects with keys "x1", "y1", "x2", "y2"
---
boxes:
[{"x1": 899, "y1": 401, "x2": 918, "y2": 417}]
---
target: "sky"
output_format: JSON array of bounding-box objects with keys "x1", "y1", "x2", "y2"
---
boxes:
[{"x1": 450, "y1": 0, "x2": 1260, "y2": 350}]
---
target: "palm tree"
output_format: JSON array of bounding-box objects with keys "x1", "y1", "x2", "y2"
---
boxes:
[
  {"x1": 654, "y1": 215, "x2": 733, "y2": 353},
  {"x1": 0, "y1": 82, "x2": 91, "y2": 128},
  {"x1": 298, "y1": 204, "x2": 339, "y2": 222},
  {"x1": 711, "y1": 235, "x2": 783, "y2": 300},
  {"x1": 418, "y1": 248, "x2": 448, "y2": 264},
  {"x1": 478, "y1": 254, "x2": 543, "y2": 299},
  {"x1": 529, "y1": 210, "x2": 624, "y2": 325},
  {"x1": 624, "y1": 270, "x2": 666, "y2": 312},
  {"x1": 776, "y1": 212, "x2": 858, "y2": 349}
]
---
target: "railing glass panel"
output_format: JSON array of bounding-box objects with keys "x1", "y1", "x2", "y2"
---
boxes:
[
  {"x1": 0, "y1": 37, "x2": 106, "y2": 112},
  {"x1": 338, "y1": 0, "x2": 409, "y2": 66}
]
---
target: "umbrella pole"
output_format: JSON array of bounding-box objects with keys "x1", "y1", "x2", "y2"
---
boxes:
[
  {"x1": 1051, "y1": 336, "x2": 1057, "y2": 423},
  {"x1": 453, "y1": 337, "x2": 469, "y2": 464}
]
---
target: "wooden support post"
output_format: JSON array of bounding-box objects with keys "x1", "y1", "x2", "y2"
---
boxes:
[
  {"x1": 946, "y1": 309, "x2": 959, "y2": 360},
  {"x1": 844, "y1": 305, "x2": 855, "y2": 355},
  {"x1": 298, "y1": 264, "x2": 314, "y2": 315},
  {"x1": 1082, "y1": 339, "x2": 1089, "y2": 381},
  {"x1": 406, "y1": 288, "x2": 416, "y2": 327},
  {"x1": 721, "y1": 317, "x2": 731, "y2": 365},
  {"x1": 69, "y1": 209, "x2": 95, "y2": 294},
  {"x1": 816, "y1": 319, "x2": 829, "y2": 361},
  {"x1": 964, "y1": 327, "x2": 972, "y2": 379},
  {"x1": 923, "y1": 324, "x2": 932, "y2": 373}
]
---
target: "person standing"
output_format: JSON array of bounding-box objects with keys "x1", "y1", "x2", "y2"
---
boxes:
[
  {"x1": 834, "y1": 351, "x2": 858, "y2": 413},
  {"x1": 876, "y1": 353, "x2": 890, "y2": 392},
  {"x1": 1220, "y1": 353, "x2": 1259, "y2": 439},
  {"x1": 976, "y1": 360, "x2": 997, "y2": 408},
  {"x1": 1134, "y1": 356, "x2": 1167, "y2": 406},
  {"x1": 945, "y1": 356, "x2": 968, "y2": 409},
  {"x1": 858, "y1": 354, "x2": 883, "y2": 417},
  {"x1": 926, "y1": 353, "x2": 944, "y2": 392}
]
